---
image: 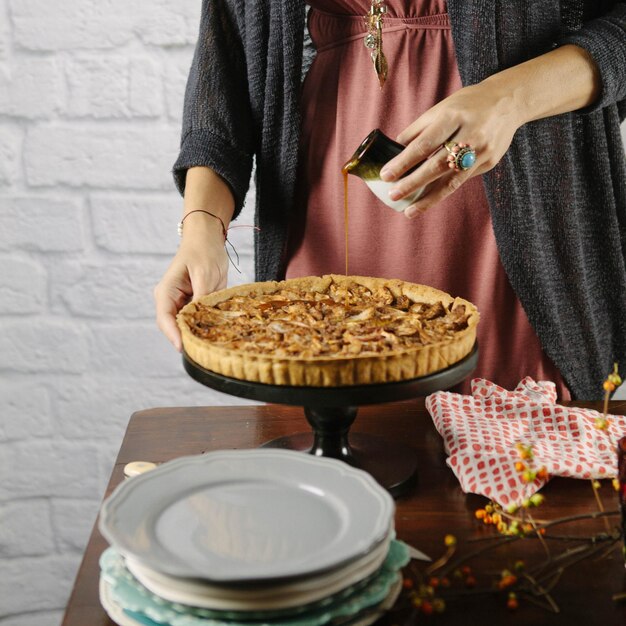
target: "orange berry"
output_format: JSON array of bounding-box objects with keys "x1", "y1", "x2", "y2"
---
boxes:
[
  {"x1": 428, "y1": 577, "x2": 440, "y2": 589},
  {"x1": 465, "y1": 575, "x2": 477, "y2": 588},
  {"x1": 603, "y1": 380, "x2": 616, "y2": 392},
  {"x1": 444, "y1": 534, "x2": 457, "y2": 547},
  {"x1": 461, "y1": 566, "x2": 472, "y2": 576},
  {"x1": 421, "y1": 600, "x2": 434, "y2": 615},
  {"x1": 514, "y1": 461, "x2": 525, "y2": 472},
  {"x1": 475, "y1": 509, "x2": 486, "y2": 520},
  {"x1": 492, "y1": 513, "x2": 502, "y2": 524},
  {"x1": 402, "y1": 578, "x2": 414, "y2": 589}
]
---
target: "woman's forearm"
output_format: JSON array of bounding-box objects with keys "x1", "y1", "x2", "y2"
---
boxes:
[
  {"x1": 182, "y1": 167, "x2": 236, "y2": 225},
  {"x1": 484, "y1": 44, "x2": 601, "y2": 127}
]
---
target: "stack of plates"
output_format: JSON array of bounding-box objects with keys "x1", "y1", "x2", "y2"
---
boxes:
[{"x1": 98, "y1": 449, "x2": 409, "y2": 626}]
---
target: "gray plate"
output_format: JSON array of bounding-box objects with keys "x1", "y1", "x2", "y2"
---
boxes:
[{"x1": 99, "y1": 449, "x2": 394, "y2": 584}]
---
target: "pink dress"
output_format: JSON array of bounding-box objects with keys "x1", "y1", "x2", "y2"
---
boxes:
[{"x1": 285, "y1": 0, "x2": 570, "y2": 399}]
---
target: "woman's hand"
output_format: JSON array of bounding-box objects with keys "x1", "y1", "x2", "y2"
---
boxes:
[
  {"x1": 154, "y1": 215, "x2": 229, "y2": 352},
  {"x1": 381, "y1": 44, "x2": 600, "y2": 218},
  {"x1": 155, "y1": 166, "x2": 235, "y2": 350},
  {"x1": 380, "y1": 79, "x2": 523, "y2": 217}
]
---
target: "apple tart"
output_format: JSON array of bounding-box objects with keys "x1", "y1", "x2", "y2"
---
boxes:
[{"x1": 177, "y1": 275, "x2": 479, "y2": 386}]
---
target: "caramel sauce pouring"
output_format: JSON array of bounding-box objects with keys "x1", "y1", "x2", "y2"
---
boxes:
[{"x1": 341, "y1": 158, "x2": 360, "y2": 277}]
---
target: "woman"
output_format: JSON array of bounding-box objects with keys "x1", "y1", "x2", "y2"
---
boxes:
[{"x1": 154, "y1": 1, "x2": 626, "y2": 400}]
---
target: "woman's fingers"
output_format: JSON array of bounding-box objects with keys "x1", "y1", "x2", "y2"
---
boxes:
[
  {"x1": 381, "y1": 126, "x2": 454, "y2": 182},
  {"x1": 154, "y1": 281, "x2": 189, "y2": 352},
  {"x1": 395, "y1": 106, "x2": 440, "y2": 146},
  {"x1": 386, "y1": 146, "x2": 451, "y2": 202},
  {"x1": 403, "y1": 165, "x2": 480, "y2": 217}
]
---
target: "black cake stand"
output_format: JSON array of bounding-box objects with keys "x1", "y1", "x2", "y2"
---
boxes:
[{"x1": 183, "y1": 344, "x2": 478, "y2": 496}]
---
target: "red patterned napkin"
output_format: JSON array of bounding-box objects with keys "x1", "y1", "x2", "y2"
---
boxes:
[{"x1": 426, "y1": 377, "x2": 626, "y2": 507}]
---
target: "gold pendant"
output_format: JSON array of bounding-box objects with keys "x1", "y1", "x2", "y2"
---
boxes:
[{"x1": 364, "y1": 0, "x2": 388, "y2": 89}]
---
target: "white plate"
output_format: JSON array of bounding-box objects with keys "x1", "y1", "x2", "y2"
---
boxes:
[
  {"x1": 99, "y1": 574, "x2": 402, "y2": 626},
  {"x1": 100, "y1": 449, "x2": 394, "y2": 583},
  {"x1": 125, "y1": 532, "x2": 391, "y2": 611}
]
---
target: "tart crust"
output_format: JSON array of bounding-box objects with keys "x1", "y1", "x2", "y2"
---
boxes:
[{"x1": 177, "y1": 275, "x2": 479, "y2": 386}]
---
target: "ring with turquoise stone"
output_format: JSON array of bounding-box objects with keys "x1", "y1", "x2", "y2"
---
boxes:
[{"x1": 444, "y1": 141, "x2": 476, "y2": 171}]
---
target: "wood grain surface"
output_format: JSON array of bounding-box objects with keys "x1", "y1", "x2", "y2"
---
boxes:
[{"x1": 61, "y1": 400, "x2": 626, "y2": 626}]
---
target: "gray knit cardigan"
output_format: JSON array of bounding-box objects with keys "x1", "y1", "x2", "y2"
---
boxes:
[{"x1": 173, "y1": 0, "x2": 626, "y2": 400}]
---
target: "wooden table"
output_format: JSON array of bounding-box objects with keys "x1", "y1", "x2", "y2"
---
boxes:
[{"x1": 62, "y1": 399, "x2": 626, "y2": 625}]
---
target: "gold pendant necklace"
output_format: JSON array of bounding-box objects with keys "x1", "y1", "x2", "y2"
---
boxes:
[{"x1": 364, "y1": 0, "x2": 388, "y2": 89}]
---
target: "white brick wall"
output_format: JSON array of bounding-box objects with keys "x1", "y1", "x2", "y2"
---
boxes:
[
  {"x1": 0, "y1": 2, "x2": 257, "y2": 623},
  {"x1": 1, "y1": 3, "x2": 626, "y2": 624}
]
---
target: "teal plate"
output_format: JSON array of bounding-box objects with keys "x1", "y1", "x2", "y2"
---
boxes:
[{"x1": 99, "y1": 541, "x2": 409, "y2": 626}]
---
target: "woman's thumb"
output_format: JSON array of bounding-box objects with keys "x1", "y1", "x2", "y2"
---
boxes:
[{"x1": 190, "y1": 266, "x2": 224, "y2": 301}]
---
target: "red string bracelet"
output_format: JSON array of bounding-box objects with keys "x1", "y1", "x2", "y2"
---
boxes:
[
  {"x1": 177, "y1": 210, "x2": 227, "y2": 241},
  {"x1": 177, "y1": 209, "x2": 249, "y2": 273}
]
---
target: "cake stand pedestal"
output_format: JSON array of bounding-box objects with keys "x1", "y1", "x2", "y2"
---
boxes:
[{"x1": 183, "y1": 345, "x2": 478, "y2": 497}]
